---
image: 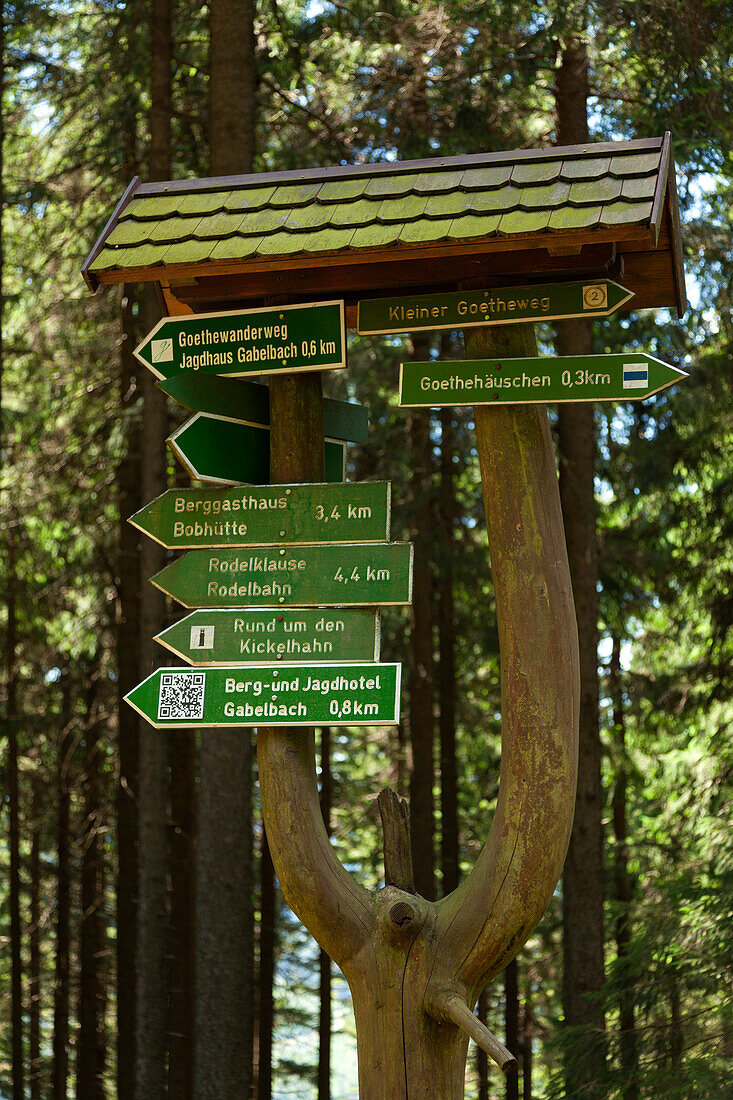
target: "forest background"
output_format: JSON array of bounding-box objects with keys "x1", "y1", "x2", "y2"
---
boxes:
[{"x1": 1, "y1": 1, "x2": 732, "y2": 1098}]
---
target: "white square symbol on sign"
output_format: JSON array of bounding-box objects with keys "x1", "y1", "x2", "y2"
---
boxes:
[
  {"x1": 151, "y1": 337, "x2": 174, "y2": 363},
  {"x1": 190, "y1": 625, "x2": 215, "y2": 650}
]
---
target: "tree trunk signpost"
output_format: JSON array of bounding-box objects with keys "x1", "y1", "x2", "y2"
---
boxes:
[{"x1": 83, "y1": 137, "x2": 686, "y2": 1097}]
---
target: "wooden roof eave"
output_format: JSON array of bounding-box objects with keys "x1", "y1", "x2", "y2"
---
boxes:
[
  {"x1": 82, "y1": 175, "x2": 142, "y2": 293},
  {"x1": 87, "y1": 221, "x2": 654, "y2": 289},
  {"x1": 649, "y1": 132, "x2": 686, "y2": 318}
]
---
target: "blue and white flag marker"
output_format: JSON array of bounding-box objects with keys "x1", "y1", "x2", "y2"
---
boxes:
[{"x1": 623, "y1": 362, "x2": 650, "y2": 390}]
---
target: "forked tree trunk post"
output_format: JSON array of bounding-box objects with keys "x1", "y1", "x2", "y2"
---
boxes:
[{"x1": 258, "y1": 321, "x2": 579, "y2": 1098}]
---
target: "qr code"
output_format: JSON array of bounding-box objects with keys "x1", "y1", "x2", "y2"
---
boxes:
[{"x1": 158, "y1": 672, "x2": 205, "y2": 721}]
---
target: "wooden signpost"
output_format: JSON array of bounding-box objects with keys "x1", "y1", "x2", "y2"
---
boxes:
[
  {"x1": 85, "y1": 137, "x2": 687, "y2": 1097},
  {"x1": 156, "y1": 607, "x2": 381, "y2": 665},
  {"x1": 167, "y1": 413, "x2": 346, "y2": 485},
  {"x1": 125, "y1": 662, "x2": 401, "y2": 728},
  {"x1": 130, "y1": 481, "x2": 392, "y2": 549},
  {"x1": 358, "y1": 278, "x2": 633, "y2": 335},
  {"x1": 135, "y1": 300, "x2": 346, "y2": 379},
  {"x1": 399, "y1": 352, "x2": 687, "y2": 407},
  {"x1": 151, "y1": 543, "x2": 414, "y2": 608}
]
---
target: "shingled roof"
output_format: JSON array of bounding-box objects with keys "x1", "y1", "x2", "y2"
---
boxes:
[{"x1": 83, "y1": 134, "x2": 686, "y2": 317}]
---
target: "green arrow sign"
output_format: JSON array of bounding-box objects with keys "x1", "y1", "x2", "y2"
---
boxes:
[
  {"x1": 130, "y1": 481, "x2": 392, "y2": 550},
  {"x1": 135, "y1": 300, "x2": 346, "y2": 380},
  {"x1": 125, "y1": 662, "x2": 402, "y2": 729},
  {"x1": 358, "y1": 280, "x2": 633, "y2": 335},
  {"x1": 399, "y1": 354, "x2": 687, "y2": 408},
  {"x1": 158, "y1": 375, "x2": 369, "y2": 444},
  {"x1": 152, "y1": 543, "x2": 414, "y2": 609},
  {"x1": 156, "y1": 608, "x2": 381, "y2": 665},
  {"x1": 168, "y1": 413, "x2": 345, "y2": 485}
]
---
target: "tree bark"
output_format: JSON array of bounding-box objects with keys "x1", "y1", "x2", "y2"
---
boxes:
[
  {"x1": 167, "y1": 283, "x2": 197, "y2": 1100},
  {"x1": 257, "y1": 835, "x2": 276, "y2": 1100},
  {"x1": 7, "y1": 529, "x2": 24, "y2": 1100},
  {"x1": 29, "y1": 767, "x2": 42, "y2": 1100},
  {"x1": 318, "y1": 726, "x2": 333, "y2": 1100},
  {"x1": 116, "y1": 282, "x2": 141, "y2": 1100},
  {"x1": 168, "y1": 729, "x2": 196, "y2": 1100},
  {"x1": 135, "y1": 299, "x2": 171, "y2": 1097},
  {"x1": 505, "y1": 960, "x2": 519, "y2": 1100},
  {"x1": 53, "y1": 666, "x2": 73, "y2": 1099},
  {"x1": 194, "y1": 6, "x2": 257, "y2": 1094},
  {"x1": 258, "y1": 322, "x2": 579, "y2": 1097},
  {"x1": 135, "y1": 2, "x2": 172, "y2": 1092},
  {"x1": 610, "y1": 635, "x2": 639, "y2": 1100},
  {"x1": 76, "y1": 675, "x2": 107, "y2": 1099},
  {"x1": 438, "y1": 407, "x2": 459, "y2": 896},
  {"x1": 209, "y1": 0, "x2": 256, "y2": 173},
  {"x1": 556, "y1": 24, "x2": 607, "y2": 1096},
  {"x1": 476, "y1": 989, "x2": 489, "y2": 1100},
  {"x1": 407, "y1": 332, "x2": 436, "y2": 899},
  {"x1": 522, "y1": 976, "x2": 533, "y2": 1100}
]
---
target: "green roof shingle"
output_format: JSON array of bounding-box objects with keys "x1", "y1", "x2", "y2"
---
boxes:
[{"x1": 82, "y1": 136, "x2": 683, "y2": 318}]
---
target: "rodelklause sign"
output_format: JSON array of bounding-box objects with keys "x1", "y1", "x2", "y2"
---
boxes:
[
  {"x1": 130, "y1": 481, "x2": 392, "y2": 550},
  {"x1": 135, "y1": 300, "x2": 346, "y2": 379},
  {"x1": 125, "y1": 662, "x2": 402, "y2": 728},
  {"x1": 158, "y1": 374, "x2": 369, "y2": 444},
  {"x1": 151, "y1": 543, "x2": 414, "y2": 608},
  {"x1": 399, "y1": 353, "x2": 687, "y2": 407},
  {"x1": 156, "y1": 608, "x2": 381, "y2": 665},
  {"x1": 358, "y1": 280, "x2": 633, "y2": 335},
  {"x1": 167, "y1": 413, "x2": 345, "y2": 485}
]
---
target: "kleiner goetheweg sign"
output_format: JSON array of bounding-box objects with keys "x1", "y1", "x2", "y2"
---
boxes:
[{"x1": 358, "y1": 279, "x2": 633, "y2": 335}]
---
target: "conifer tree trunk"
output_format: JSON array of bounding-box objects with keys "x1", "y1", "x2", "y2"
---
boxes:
[
  {"x1": 610, "y1": 635, "x2": 639, "y2": 1099},
  {"x1": 168, "y1": 727, "x2": 196, "y2": 1100},
  {"x1": 438, "y1": 407, "x2": 459, "y2": 896},
  {"x1": 169, "y1": 461, "x2": 196, "y2": 1100},
  {"x1": 476, "y1": 987, "x2": 489, "y2": 1100},
  {"x1": 522, "y1": 978, "x2": 533, "y2": 1100},
  {"x1": 195, "y1": 4, "x2": 257, "y2": 1094},
  {"x1": 53, "y1": 666, "x2": 73, "y2": 1099},
  {"x1": 257, "y1": 836, "x2": 275, "y2": 1100},
  {"x1": 117, "y1": 281, "x2": 141, "y2": 1100},
  {"x1": 116, "y1": 15, "x2": 144, "y2": 1100},
  {"x1": 29, "y1": 767, "x2": 42, "y2": 1100},
  {"x1": 505, "y1": 960, "x2": 519, "y2": 1100},
  {"x1": 318, "y1": 725, "x2": 333, "y2": 1100},
  {"x1": 135, "y1": 1, "x2": 172, "y2": 1092},
  {"x1": 7, "y1": 530, "x2": 24, "y2": 1100},
  {"x1": 76, "y1": 675, "x2": 106, "y2": 1099},
  {"x1": 136, "y1": 320, "x2": 170, "y2": 1097},
  {"x1": 556, "y1": 23, "x2": 606, "y2": 1094},
  {"x1": 407, "y1": 333, "x2": 436, "y2": 899}
]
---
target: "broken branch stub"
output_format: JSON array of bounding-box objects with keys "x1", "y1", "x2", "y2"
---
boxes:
[{"x1": 257, "y1": 323, "x2": 579, "y2": 1098}]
